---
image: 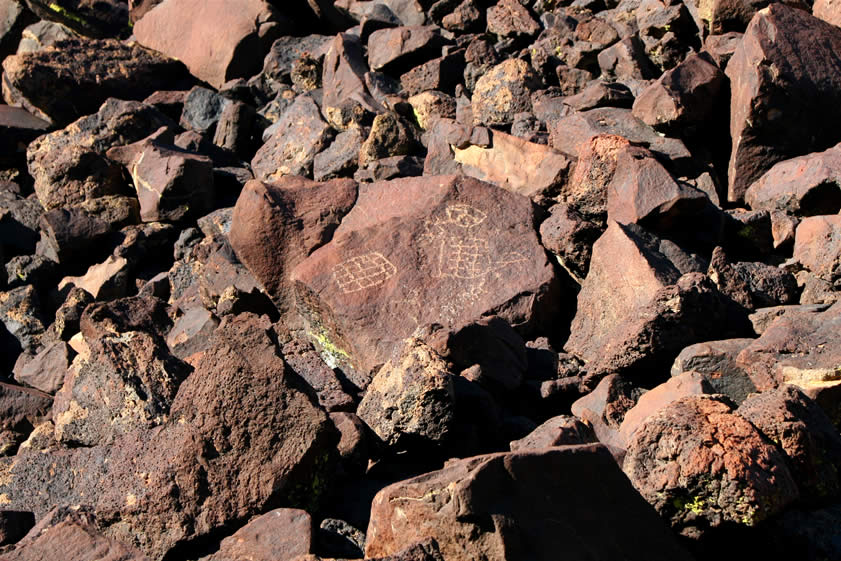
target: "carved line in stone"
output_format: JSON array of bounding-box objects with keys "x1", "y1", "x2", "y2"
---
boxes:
[{"x1": 333, "y1": 251, "x2": 397, "y2": 294}]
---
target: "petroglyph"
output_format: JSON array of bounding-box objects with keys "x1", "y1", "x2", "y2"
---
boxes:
[{"x1": 333, "y1": 252, "x2": 397, "y2": 294}]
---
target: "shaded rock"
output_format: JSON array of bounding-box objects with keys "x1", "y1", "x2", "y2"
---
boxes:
[
  {"x1": 354, "y1": 155, "x2": 424, "y2": 182},
  {"x1": 366, "y1": 445, "x2": 693, "y2": 560},
  {"x1": 134, "y1": 0, "x2": 289, "y2": 89},
  {"x1": 0, "y1": 0, "x2": 36, "y2": 61},
  {"x1": 79, "y1": 294, "x2": 175, "y2": 343},
  {"x1": 0, "y1": 508, "x2": 147, "y2": 560},
  {"x1": 707, "y1": 246, "x2": 798, "y2": 309},
  {"x1": 736, "y1": 300, "x2": 841, "y2": 392},
  {"x1": 27, "y1": 98, "x2": 175, "y2": 211},
  {"x1": 314, "y1": 128, "x2": 364, "y2": 181},
  {"x1": 562, "y1": 82, "x2": 634, "y2": 112},
  {"x1": 281, "y1": 336, "x2": 356, "y2": 412},
  {"x1": 2, "y1": 37, "x2": 186, "y2": 127},
  {"x1": 407, "y1": 90, "x2": 455, "y2": 130},
  {"x1": 539, "y1": 205, "x2": 602, "y2": 282},
  {"x1": 0, "y1": 314, "x2": 336, "y2": 560},
  {"x1": 261, "y1": 34, "x2": 333, "y2": 89},
  {"x1": 58, "y1": 255, "x2": 129, "y2": 301},
  {"x1": 357, "y1": 338, "x2": 455, "y2": 450},
  {"x1": 0, "y1": 105, "x2": 49, "y2": 166},
  {"x1": 748, "y1": 303, "x2": 829, "y2": 334},
  {"x1": 321, "y1": 33, "x2": 384, "y2": 122},
  {"x1": 597, "y1": 35, "x2": 659, "y2": 81},
  {"x1": 670, "y1": 338, "x2": 756, "y2": 404},
  {"x1": 623, "y1": 395, "x2": 799, "y2": 536},
  {"x1": 632, "y1": 52, "x2": 727, "y2": 133},
  {"x1": 745, "y1": 142, "x2": 841, "y2": 216},
  {"x1": 329, "y1": 412, "x2": 371, "y2": 475},
  {"x1": 180, "y1": 87, "x2": 231, "y2": 135},
  {"x1": 701, "y1": 31, "x2": 743, "y2": 68},
  {"x1": 561, "y1": 133, "x2": 631, "y2": 225},
  {"x1": 202, "y1": 509, "x2": 312, "y2": 561},
  {"x1": 0, "y1": 381, "x2": 51, "y2": 448},
  {"x1": 251, "y1": 94, "x2": 333, "y2": 181},
  {"x1": 738, "y1": 385, "x2": 841, "y2": 504},
  {"x1": 106, "y1": 129, "x2": 215, "y2": 223},
  {"x1": 4, "y1": 254, "x2": 56, "y2": 289},
  {"x1": 359, "y1": 112, "x2": 419, "y2": 168},
  {"x1": 48, "y1": 286, "x2": 92, "y2": 341},
  {"x1": 22, "y1": 0, "x2": 129, "y2": 38},
  {"x1": 725, "y1": 5, "x2": 841, "y2": 202},
  {"x1": 400, "y1": 50, "x2": 464, "y2": 97},
  {"x1": 793, "y1": 215, "x2": 841, "y2": 283},
  {"x1": 509, "y1": 415, "x2": 596, "y2": 450},
  {"x1": 471, "y1": 58, "x2": 541, "y2": 126},
  {"x1": 0, "y1": 192, "x2": 40, "y2": 257},
  {"x1": 571, "y1": 373, "x2": 646, "y2": 450},
  {"x1": 606, "y1": 145, "x2": 708, "y2": 229},
  {"x1": 367, "y1": 25, "x2": 446, "y2": 75},
  {"x1": 0, "y1": 284, "x2": 44, "y2": 354},
  {"x1": 290, "y1": 174, "x2": 556, "y2": 377},
  {"x1": 769, "y1": 504, "x2": 841, "y2": 561},
  {"x1": 486, "y1": 0, "x2": 541, "y2": 39},
  {"x1": 14, "y1": 340, "x2": 72, "y2": 394},
  {"x1": 229, "y1": 176, "x2": 357, "y2": 320},
  {"x1": 0, "y1": 509, "x2": 35, "y2": 546},
  {"x1": 636, "y1": 0, "x2": 700, "y2": 71}
]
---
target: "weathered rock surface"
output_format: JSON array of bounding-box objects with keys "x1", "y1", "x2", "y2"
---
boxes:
[
  {"x1": 726, "y1": 5, "x2": 841, "y2": 202},
  {"x1": 2, "y1": 37, "x2": 185, "y2": 126},
  {"x1": 366, "y1": 445, "x2": 693, "y2": 560},
  {"x1": 201, "y1": 509, "x2": 312, "y2": 561},
  {"x1": 290, "y1": 174, "x2": 556, "y2": 377},
  {"x1": 0, "y1": 314, "x2": 336, "y2": 560},
  {"x1": 793, "y1": 215, "x2": 841, "y2": 284},
  {"x1": 571, "y1": 373, "x2": 646, "y2": 450},
  {"x1": 471, "y1": 59, "x2": 541, "y2": 126},
  {"x1": 509, "y1": 415, "x2": 596, "y2": 451},
  {"x1": 134, "y1": 0, "x2": 289, "y2": 89},
  {"x1": 623, "y1": 395, "x2": 799, "y2": 536},
  {"x1": 670, "y1": 338, "x2": 756, "y2": 404}
]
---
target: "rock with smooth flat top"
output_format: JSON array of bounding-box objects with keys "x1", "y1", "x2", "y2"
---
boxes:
[
  {"x1": 202, "y1": 509, "x2": 312, "y2": 561},
  {"x1": 134, "y1": 0, "x2": 290, "y2": 89},
  {"x1": 793, "y1": 215, "x2": 841, "y2": 283}
]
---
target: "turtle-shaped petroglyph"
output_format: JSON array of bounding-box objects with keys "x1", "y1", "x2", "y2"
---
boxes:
[
  {"x1": 332, "y1": 251, "x2": 397, "y2": 294},
  {"x1": 420, "y1": 204, "x2": 527, "y2": 283}
]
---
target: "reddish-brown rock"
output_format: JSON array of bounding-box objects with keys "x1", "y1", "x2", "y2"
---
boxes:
[
  {"x1": 290, "y1": 175, "x2": 556, "y2": 378},
  {"x1": 486, "y1": 0, "x2": 540, "y2": 39},
  {"x1": 202, "y1": 509, "x2": 312, "y2": 561},
  {"x1": 366, "y1": 25, "x2": 446, "y2": 75},
  {"x1": 670, "y1": 338, "x2": 756, "y2": 404},
  {"x1": 793, "y1": 215, "x2": 841, "y2": 282},
  {"x1": 725, "y1": 5, "x2": 841, "y2": 202},
  {"x1": 707, "y1": 246, "x2": 799, "y2": 310},
  {"x1": 738, "y1": 385, "x2": 841, "y2": 504},
  {"x1": 366, "y1": 445, "x2": 693, "y2": 560},
  {"x1": 623, "y1": 395, "x2": 799, "y2": 536},
  {"x1": 814, "y1": 0, "x2": 841, "y2": 27},
  {"x1": 571, "y1": 373, "x2": 646, "y2": 450},
  {"x1": 745, "y1": 143, "x2": 841, "y2": 215},
  {"x1": 14, "y1": 340, "x2": 73, "y2": 394},
  {"x1": 321, "y1": 33, "x2": 384, "y2": 121},
  {"x1": 509, "y1": 415, "x2": 597, "y2": 451},
  {"x1": 539, "y1": 203, "x2": 602, "y2": 282},
  {"x1": 230, "y1": 176, "x2": 357, "y2": 320},
  {"x1": 471, "y1": 59, "x2": 541, "y2": 126},
  {"x1": 134, "y1": 0, "x2": 289, "y2": 89}
]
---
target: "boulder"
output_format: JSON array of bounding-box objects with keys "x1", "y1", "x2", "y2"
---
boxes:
[
  {"x1": 707, "y1": 246, "x2": 799, "y2": 310},
  {"x1": 16, "y1": 20, "x2": 77, "y2": 54},
  {"x1": 229, "y1": 176, "x2": 357, "y2": 320},
  {"x1": 571, "y1": 373, "x2": 646, "y2": 450},
  {"x1": 486, "y1": 0, "x2": 541, "y2": 39},
  {"x1": 281, "y1": 336, "x2": 356, "y2": 412},
  {"x1": 22, "y1": 0, "x2": 129, "y2": 38},
  {"x1": 251, "y1": 94, "x2": 334, "y2": 182},
  {"x1": 366, "y1": 25, "x2": 446, "y2": 75},
  {"x1": 623, "y1": 395, "x2": 799, "y2": 536},
  {"x1": 725, "y1": 5, "x2": 841, "y2": 202},
  {"x1": 509, "y1": 415, "x2": 597, "y2": 451},
  {"x1": 793, "y1": 215, "x2": 841, "y2": 283},
  {"x1": 134, "y1": 0, "x2": 289, "y2": 89},
  {"x1": 366, "y1": 445, "x2": 693, "y2": 560},
  {"x1": 670, "y1": 338, "x2": 756, "y2": 404},
  {"x1": 471, "y1": 59, "x2": 541, "y2": 126},
  {"x1": 321, "y1": 33, "x2": 384, "y2": 122},
  {"x1": 0, "y1": 105, "x2": 49, "y2": 166},
  {"x1": 314, "y1": 128, "x2": 364, "y2": 181},
  {"x1": 357, "y1": 338, "x2": 456, "y2": 450},
  {"x1": 538, "y1": 203, "x2": 602, "y2": 282},
  {"x1": 738, "y1": 385, "x2": 841, "y2": 504},
  {"x1": 290, "y1": 174, "x2": 556, "y2": 378},
  {"x1": 814, "y1": 0, "x2": 841, "y2": 27},
  {"x1": 27, "y1": 98, "x2": 175, "y2": 211},
  {"x1": 745, "y1": 142, "x2": 841, "y2": 216},
  {"x1": 106, "y1": 129, "x2": 215, "y2": 223},
  {"x1": 0, "y1": 284, "x2": 45, "y2": 355},
  {"x1": 14, "y1": 340, "x2": 73, "y2": 394},
  {"x1": 0, "y1": 314, "x2": 336, "y2": 560},
  {"x1": 2, "y1": 37, "x2": 186, "y2": 127}
]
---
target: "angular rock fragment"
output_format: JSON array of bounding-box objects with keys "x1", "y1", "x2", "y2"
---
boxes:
[
  {"x1": 202, "y1": 509, "x2": 312, "y2": 561},
  {"x1": 486, "y1": 0, "x2": 541, "y2": 39},
  {"x1": 358, "y1": 112, "x2": 419, "y2": 168},
  {"x1": 0, "y1": 284, "x2": 44, "y2": 354},
  {"x1": 14, "y1": 340, "x2": 72, "y2": 394},
  {"x1": 321, "y1": 33, "x2": 384, "y2": 122},
  {"x1": 726, "y1": 5, "x2": 841, "y2": 202},
  {"x1": 509, "y1": 415, "x2": 597, "y2": 451},
  {"x1": 539, "y1": 203, "x2": 602, "y2": 282},
  {"x1": 134, "y1": 0, "x2": 289, "y2": 89},
  {"x1": 670, "y1": 338, "x2": 756, "y2": 404},
  {"x1": 16, "y1": 19, "x2": 77, "y2": 54},
  {"x1": 251, "y1": 94, "x2": 334, "y2": 181},
  {"x1": 165, "y1": 307, "x2": 219, "y2": 360},
  {"x1": 793, "y1": 215, "x2": 841, "y2": 283},
  {"x1": 22, "y1": 0, "x2": 129, "y2": 38},
  {"x1": 2, "y1": 37, "x2": 186, "y2": 126},
  {"x1": 281, "y1": 336, "x2": 355, "y2": 412},
  {"x1": 0, "y1": 105, "x2": 49, "y2": 166},
  {"x1": 290, "y1": 175, "x2": 556, "y2": 377},
  {"x1": 107, "y1": 129, "x2": 215, "y2": 223},
  {"x1": 366, "y1": 445, "x2": 693, "y2": 560},
  {"x1": 471, "y1": 58, "x2": 541, "y2": 126},
  {"x1": 367, "y1": 25, "x2": 446, "y2": 75},
  {"x1": 624, "y1": 395, "x2": 799, "y2": 536},
  {"x1": 357, "y1": 338, "x2": 456, "y2": 449},
  {"x1": 27, "y1": 98, "x2": 174, "y2": 211},
  {"x1": 400, "y1": 50, "x2": 464, "y2": 96},
  {"x1": 571, "y1": 373, "x2": 646, "y2": 450},
  {"x1": 814, "y1": 0, "x2": 841, "y2": 27}
]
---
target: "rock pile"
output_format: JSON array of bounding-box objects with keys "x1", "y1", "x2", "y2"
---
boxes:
[{"x1": 0, "y1": 0, "x2": 839, "y2": 560}]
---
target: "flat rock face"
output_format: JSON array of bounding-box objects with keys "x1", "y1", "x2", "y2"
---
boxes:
[
  {"x1": 793, "y1": 215, "x2": 841, "y2": 282},
  {"x1": 2, "y1": 37, "x2": 186, "y2": 126},
  {"x1": 134, "y1": 0, "x2": 288, "y2": 89},
  {"x1": 814, "y1": 0, "x2": 841, "y2": 27},
  {"x1": 623, "y1": 395, "x2": 799, "y2": 537},
  {"x1": 0, "y1": 314, "x2": 335, "y2": 560},
  {"x1": 290, "y1": 174, "x2": 556, "y2": 377},
  {"x1": 726, "y1": 5, "x2": 841, "y2": 202},
  {"x1": 202, "y1": 508, "x2": 312, "y2": 561},
  {"x1": 366, "y1": 445, "x2": 693, "y2": 560}
]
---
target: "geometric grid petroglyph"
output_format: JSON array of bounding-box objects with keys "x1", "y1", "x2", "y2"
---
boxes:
[
  {"x1": 440, "y1": 236, "x2": 491, "y2": 279},
  {"x1": 333, "y1": 252, "x2": 397, "y2": 294}
]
